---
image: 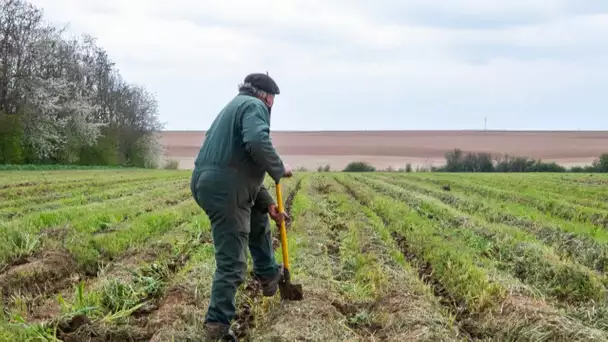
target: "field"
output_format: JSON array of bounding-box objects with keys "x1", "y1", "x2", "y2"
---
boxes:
[
  {"x1": 2, "y1": 170, "x2": 608, "y2": 341},
  {"x1": 159, "y1": 130, "x2": 608, "y2": 170}
]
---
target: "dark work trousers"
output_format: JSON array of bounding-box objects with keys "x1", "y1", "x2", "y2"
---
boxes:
[{"x1": 190, "y1": 169, "x2": 279, "y2": 325}]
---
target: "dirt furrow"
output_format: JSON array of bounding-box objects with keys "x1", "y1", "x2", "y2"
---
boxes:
[
  {"x1": 0, "y1": 178, "x2": 185, "y2": 221},
  {"x1": 0, "y1": 251, "x2": 80, "y2": 317},
  {"x1": 311, "y1": 181, "x2": 360, "y2": 333},
  {"x1": 271, "y1": 177, "x2": 303, "y2": 250},
  {"x1": 0, "y1": 194, "x2": 192, "y2": 277},
  {"x1": 0, "y1": 201, "x2": 199, "y2": 334},
  {"x1": 380, "y1": 175, "x2": 608, "y2": 275},
  {"x1": 54, "y1": 232, "x2": 212, "y2": 341},
  {"x1": 285, "y1": 177, "x2": 303, "y2": 216},
  {"x1": 234, "y1": 177, "x2": 305, "y2": 341},
  {"x1": 389, "y1": 231, "x2": 476, "y2": 340},
  {"x1": 0, "y1": 173, "x2": 175, "y2": 201},
  {"x1": 341, "y1": 174, "x2": 608, "y2": 341},
  {"x1": 334, "y1": 176, "x2": 475, "y2": 341}
]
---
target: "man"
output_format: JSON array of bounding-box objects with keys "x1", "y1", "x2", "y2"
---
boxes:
[{"x1": 190, "y1": 73, "x2": 293, "y2": 341}]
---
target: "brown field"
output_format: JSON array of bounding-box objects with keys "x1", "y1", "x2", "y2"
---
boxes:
[{"x1": 159, "y1": 130, "x2": 608, "y2": 170}]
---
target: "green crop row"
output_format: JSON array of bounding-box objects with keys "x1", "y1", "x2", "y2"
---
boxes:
[
  {"x1": 0, "y1": 177, "x2": 184, "y2": 221},
  {"x1": 0, "y1": 171, "x2": 185, "y2": 201},
  {"x1": 0, "y1": 209, "x2": 213, "y2": 341},
  {"x1": 333, "y1": 173, "x2": 608, "y2": 341},
  {"x1": 410, "y1": 172, "x2": 608, "y2": 212},
  {"x1": 0, "y1": 170, "x2": 131, "y2": 187},
  {"x1": 406, "y1": 174, "x2": 608, "y2": 227},
  {"x1": 378, "y1": 174, "x2": 608, "y2": 273},
  {"x1": 68, "y1": 197, "x2": 200, "y2": 273},
  {"x1": 314, "y1": 175, "x2": 461, "y2": 340},
  {"x1": 252, "y1": 174, "x2": 460, "y2": 341},
  {"x1": 420, "y1": 173, "x2": 608, "y2": 202},
  {"x1": 358, "y1": 175, "x2": 607, "y2": 305},
  {"x1": 0, "y1": 181, "x2": 191, "y2": 267},
  {"x1": 3, "y1": 170, "x2": 608, "y2": 341}
]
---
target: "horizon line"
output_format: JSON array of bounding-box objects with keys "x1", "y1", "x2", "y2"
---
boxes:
[{"x1": 160, "y1": 129, "x2": 608, "y2": 133}]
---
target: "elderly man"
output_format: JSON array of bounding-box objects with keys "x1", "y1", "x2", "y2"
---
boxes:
[{"x1": 190, "y1": 73, "x2": 293, "y2": 341}]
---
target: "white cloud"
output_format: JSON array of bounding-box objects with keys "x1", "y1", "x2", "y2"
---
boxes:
[{"x1": 28, "y1": 0, "x2": 608, "y2": 130}]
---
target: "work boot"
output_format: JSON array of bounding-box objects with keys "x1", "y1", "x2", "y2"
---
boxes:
[
  {"x1": 258, "y1": 264, "x2": 284, "y2": 297},
  {"x1": 204, "y1": 322, "x2": 237, "y2": 341}
]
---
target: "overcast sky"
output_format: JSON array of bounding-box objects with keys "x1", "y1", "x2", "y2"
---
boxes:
[{"x1": 30, "y1": 0, "x2": 608, "y2": 131}]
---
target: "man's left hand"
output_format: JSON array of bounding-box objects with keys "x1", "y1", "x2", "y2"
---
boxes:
[{"x1": 268, "y1": 203, "x2": 289, "y2": 225}]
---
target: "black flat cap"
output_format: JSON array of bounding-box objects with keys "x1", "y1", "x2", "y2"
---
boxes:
[{"x1": 244, "y1": 73, "x2": 280, "y2": 95}]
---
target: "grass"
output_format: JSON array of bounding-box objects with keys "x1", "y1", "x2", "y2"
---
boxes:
[
  {"x1": 377, "y1": 174, "x2": 608, "y2": 273},
  {"x1": 0, "y1": 164, "x2": 139, "y2": 171},
  {"x1": 357, "y1": 175, "x2": 608, "y2": 305},
  {"x1": 1, "y1": 169, "x2": 608, "y2": 341}
]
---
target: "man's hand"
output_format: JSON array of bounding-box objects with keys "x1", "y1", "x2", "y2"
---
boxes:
[
  {"x1": 283, "y1": 164, "x2": 293, "y2": 178},
  {"x1": 268, "y1": 203, "x2": 290, "y2": 225}
]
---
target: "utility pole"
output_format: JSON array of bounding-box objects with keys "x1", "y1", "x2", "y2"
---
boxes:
[{"x1": 484, "y1": 117, "x2": 487, "y2": 131}]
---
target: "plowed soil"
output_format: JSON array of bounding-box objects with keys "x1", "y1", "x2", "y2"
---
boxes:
[{"x1": 159, "y1": 130, "x2": 608, "y2": 170}]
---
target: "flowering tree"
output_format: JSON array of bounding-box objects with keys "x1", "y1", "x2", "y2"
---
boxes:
[{"x1": 0, "y1": 0, "x2": 164, "y2": 166}]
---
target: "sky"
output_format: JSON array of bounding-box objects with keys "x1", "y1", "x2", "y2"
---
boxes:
[{"x1": 30, "y1": 0, "x2": 608, "y2": 131}]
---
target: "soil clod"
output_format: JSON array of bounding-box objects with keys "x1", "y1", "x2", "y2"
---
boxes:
[
  {"x1": 56, "y1": 314, "x2": 91, "y2": 337},
  {"x1": 0, "y1": 251, "x2": 78, "y2": 301}
]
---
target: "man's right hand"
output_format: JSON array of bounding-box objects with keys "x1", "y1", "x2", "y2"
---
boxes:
[
  {"x1": 283, "y1": 163, "x2": 293, "y2": 178},
  {"x1": 268, "y1": 203, "x2": 290, "y2": 225}
]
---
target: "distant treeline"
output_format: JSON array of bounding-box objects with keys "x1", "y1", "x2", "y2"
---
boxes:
[
  {"x1": 316, "y1": 149, "x2": 608, "y2": 173},
  {"x1": 437, "y1": 149, "x2": 608, "y2": 173},
  {"x1": 0, "y1": 0, "x2": 164, "y2": 168}
]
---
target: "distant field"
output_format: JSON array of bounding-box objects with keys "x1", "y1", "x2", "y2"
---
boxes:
[
  {"x1": 159, "y1": 130, "x2": 608, "y2": 170},
  {"x1": 2, "y1": 170, "x2": 608, "y2": 341}
]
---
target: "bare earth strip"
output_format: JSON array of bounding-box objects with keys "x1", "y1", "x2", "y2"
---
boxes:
[{"x1": 159, "y1": 130, "x2": 608, "y2": 170}]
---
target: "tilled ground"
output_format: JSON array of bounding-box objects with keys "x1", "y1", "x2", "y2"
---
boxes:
[{"x1": 3, "y1": 170, "x2": 608, "y2": 342}]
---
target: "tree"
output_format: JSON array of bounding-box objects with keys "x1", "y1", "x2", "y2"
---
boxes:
[
  {"x1": 0, "y1": 0, "x2": 164, "y2": 167},
  {"x1": 343, "y1": 161, "x2": 376, "y2": 172},
  {"x1": 443, "y1": 148, "x2": 464, "y2": 172}
]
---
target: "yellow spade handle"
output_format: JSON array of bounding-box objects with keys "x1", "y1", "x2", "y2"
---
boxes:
[{"x1": 275, "y1": 183, "x2": 290, "y2": 271}]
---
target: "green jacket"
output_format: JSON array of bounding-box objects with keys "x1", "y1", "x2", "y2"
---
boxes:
[{"x1": 193, "y1": 93, "x2": 285, "y2": 211}]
